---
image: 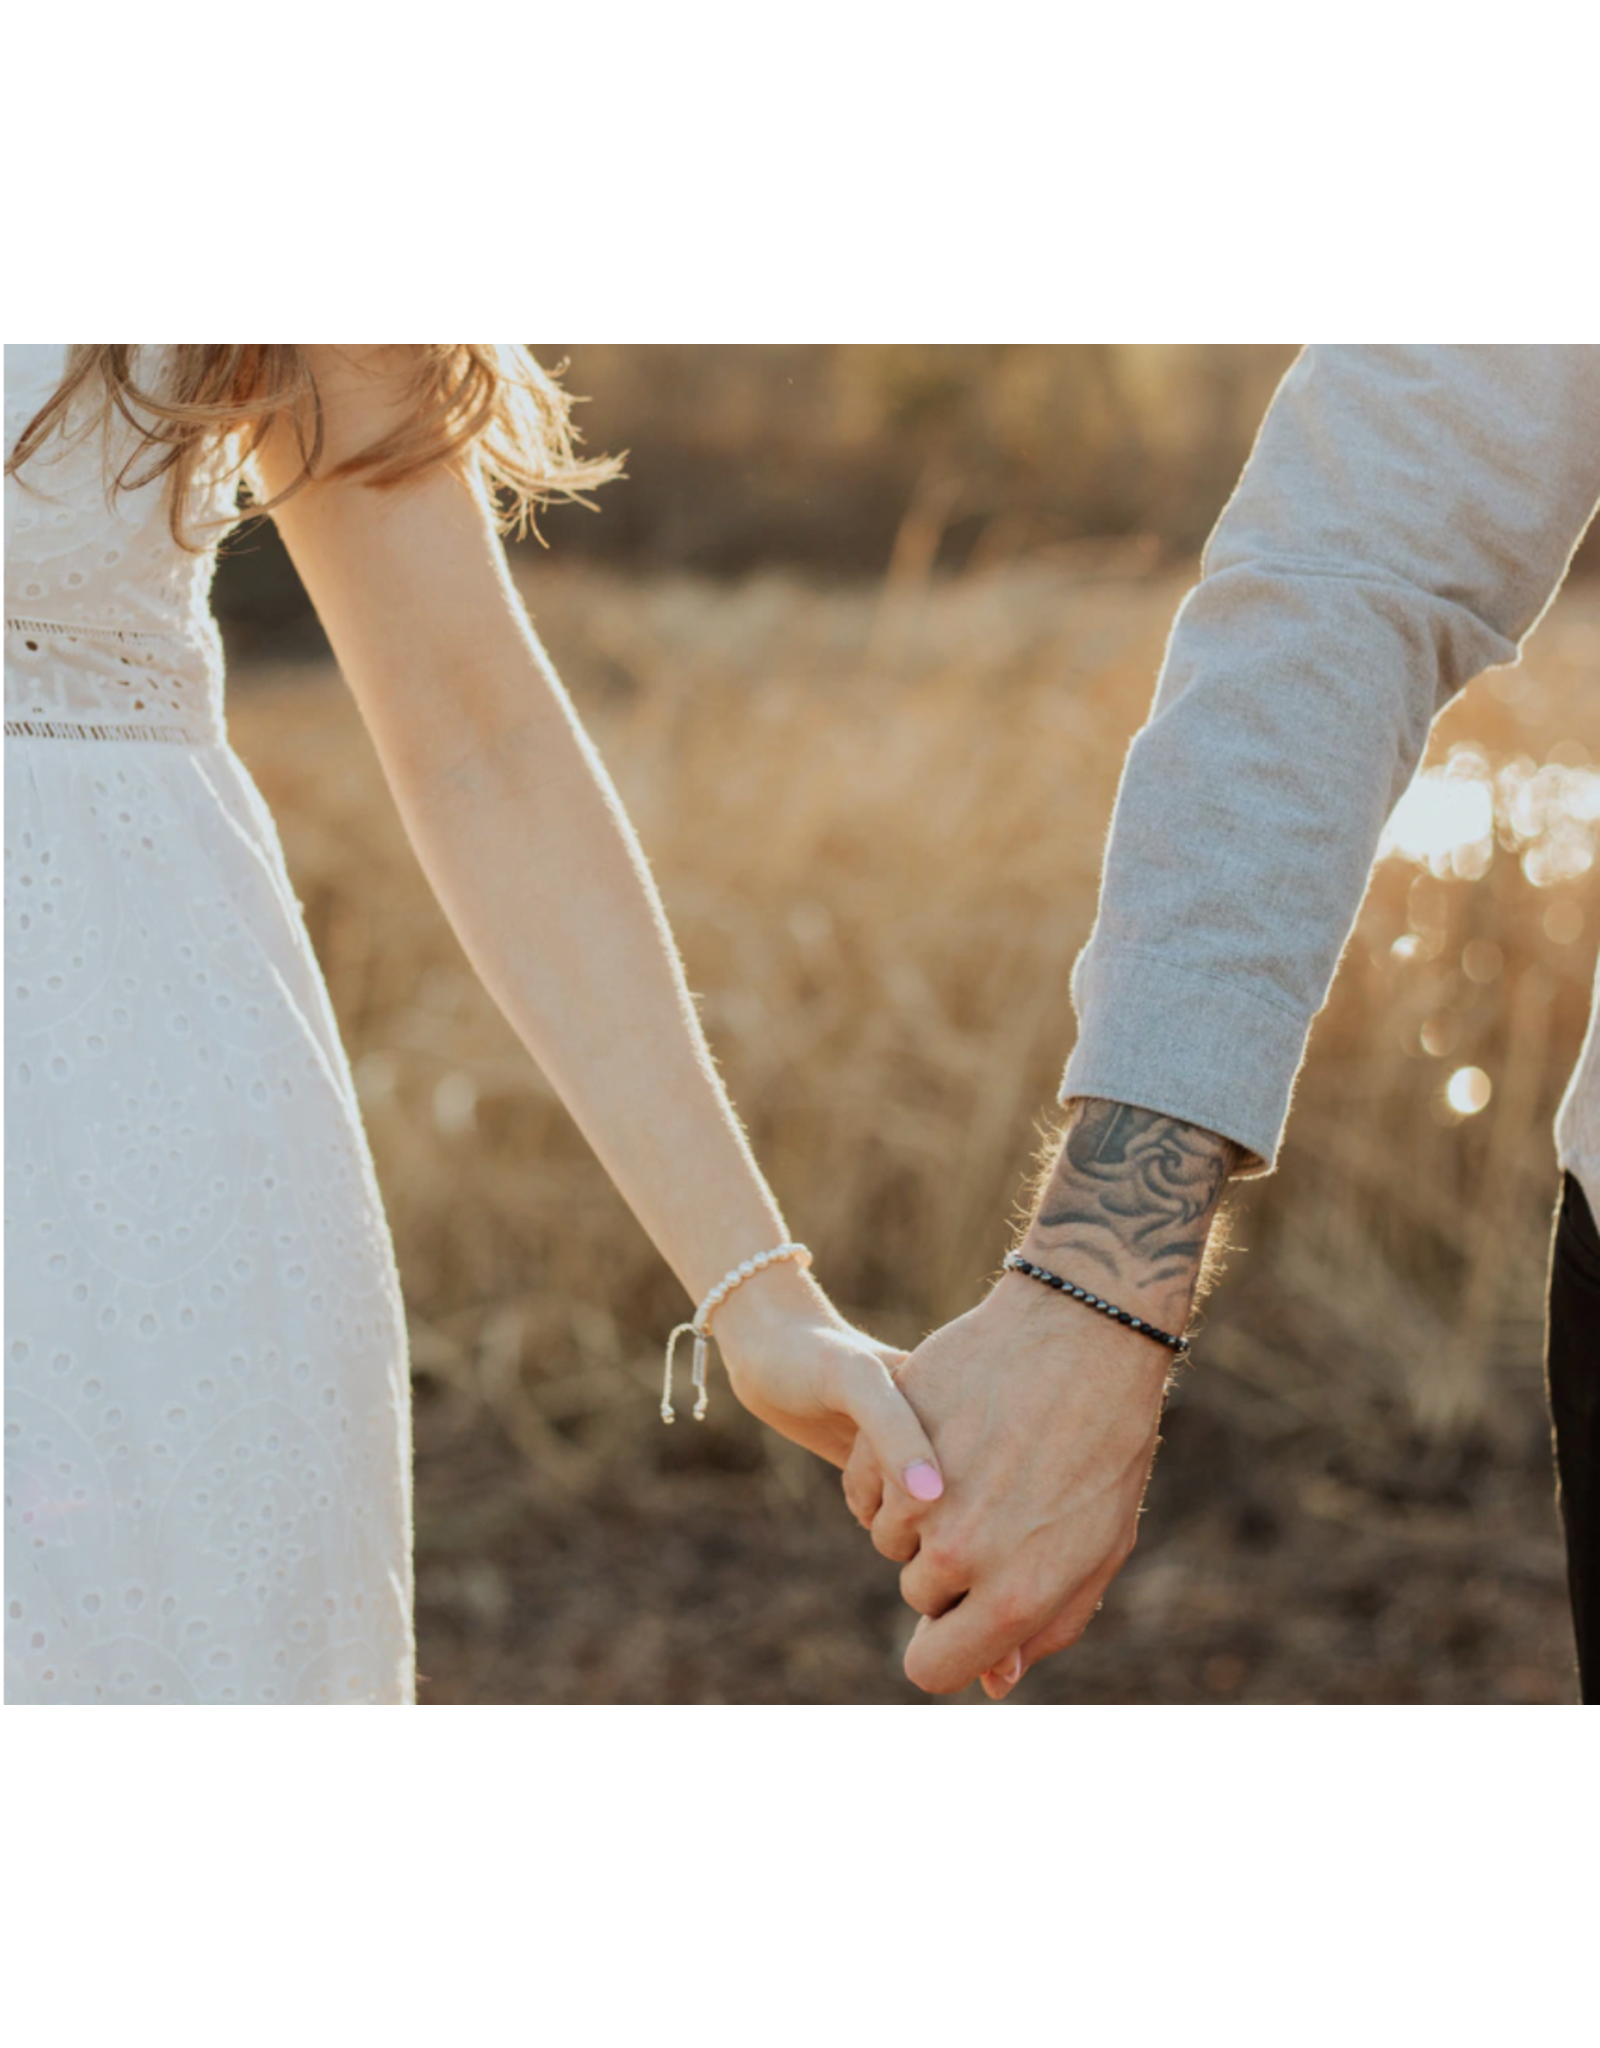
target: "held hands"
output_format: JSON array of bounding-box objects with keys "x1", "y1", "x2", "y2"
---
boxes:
[
  {"x1": 844, "y1": 1101, "x2": 1238, "y2": 1701},
  {"x1": 843, "y1": 1275, "x2": 1171, "y2": 1699},
  {"x1": 709, "y1": 1254, "x2": 947, "y2": 1503}
]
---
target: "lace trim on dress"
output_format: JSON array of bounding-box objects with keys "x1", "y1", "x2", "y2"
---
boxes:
[
  {"x1": 4, "y1": 717, "x2": 203, "y2": 743},
  {"x1": 4, "y1": 613, "x2": 223, "y2": 745},
  {"x1": 6, "y1": 615, "x2": 179, "y2": 647}
]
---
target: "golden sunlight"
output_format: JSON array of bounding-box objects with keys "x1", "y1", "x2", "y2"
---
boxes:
[
  {"x1": 1445, "y1": 1066, "x2": 1493, "y2": 1116},
  {"x1": 1379, "y1": 761, "x2": 1494, "y2": 873},
  {"x1": 1380, "y1": 748, "x2": 1600, "y2": 886}
]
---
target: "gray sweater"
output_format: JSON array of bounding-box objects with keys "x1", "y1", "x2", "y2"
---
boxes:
[{"x1": 1060, "y1": 345, "x2": 1600, "y2": 1210}]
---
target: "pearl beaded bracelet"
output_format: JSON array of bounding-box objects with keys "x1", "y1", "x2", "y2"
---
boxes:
[{"x1": 661, "y1": 1241, "x2": 814, "y2": 1423}]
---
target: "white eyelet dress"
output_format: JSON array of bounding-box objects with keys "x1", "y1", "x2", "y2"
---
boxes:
[{"x1": 4, "y1": 345, "x2": 415, "y2": 1704}]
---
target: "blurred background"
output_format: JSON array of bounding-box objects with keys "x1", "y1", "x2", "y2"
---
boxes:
[{"x1": 214, "y1": 345, "x2": 1600, "y2": 1703}]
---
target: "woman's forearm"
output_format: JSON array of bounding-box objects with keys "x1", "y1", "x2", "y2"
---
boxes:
[
  {"x1": 263, "y1": 446, "x2": 821, "y2": 1332},
  {"x1": 384, "y1": 623, "x2": 806, "y2": 1313}
]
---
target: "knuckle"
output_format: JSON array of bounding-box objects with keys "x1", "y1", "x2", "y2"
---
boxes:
[
  {"x1": 920, "y1": 1532, "x2": 972, "y2": 1582},
  {"x1": 988, "y1": 1586, "x2": 1037, "y2": 1636},
  {"x1": 872, "y1": 1519, "x2": 918, "y2": 1564},
  {"x1": 898, "y1": 1567, "x2": 939, "y2": 1617}
]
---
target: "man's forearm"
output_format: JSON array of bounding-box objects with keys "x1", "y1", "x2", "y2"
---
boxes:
[{"x1": 1019, "y1": 1099, "x2": 1240, "y2": 1332}]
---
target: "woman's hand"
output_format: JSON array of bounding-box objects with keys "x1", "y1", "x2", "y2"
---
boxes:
[{"x1": 709, "y1": 1262, "x2": 946, "y2": 1499}]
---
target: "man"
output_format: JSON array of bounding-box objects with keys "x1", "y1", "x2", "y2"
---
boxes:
[{"x1": 846, "y1": 346, "x2": 1600, "y2": 1702}]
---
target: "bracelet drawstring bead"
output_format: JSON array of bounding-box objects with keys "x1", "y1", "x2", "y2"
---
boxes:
[
  {"x1": 1002, "y1": 1251, "x2": 1191, "y2": 1355},
  {"x1": 662, "y1": 1241, "x2": 813, "y2": 1423}
]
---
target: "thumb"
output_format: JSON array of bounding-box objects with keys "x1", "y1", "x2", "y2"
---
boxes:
[{"x1": 833, "y1": 1352, "x2": 944, "y2": 1508}]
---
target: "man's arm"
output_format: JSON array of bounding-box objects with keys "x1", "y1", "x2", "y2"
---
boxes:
[
  {"x1": 1034, "y1": 1100, "x2": 1236, "y2": 1308},
  {"x1": 846, "y1": 1100, "x2": 1236, "y2": 1695},
  {"x1": 1065, "y1": 345, "x2": 1600, "y2": 1170},
  {"x1": 853, "y1": 348, "x2": 1600, "y2": 1698}
]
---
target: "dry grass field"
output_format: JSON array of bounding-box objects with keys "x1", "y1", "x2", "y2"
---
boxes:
[{"x1": 226, "y1": 555, "x2": 1600, "y2": 1704}]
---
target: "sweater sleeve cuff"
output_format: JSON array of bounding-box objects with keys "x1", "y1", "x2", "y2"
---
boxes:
[{"x1": 1058, "y1": 945, "x2": 1314, "y2": 1178}]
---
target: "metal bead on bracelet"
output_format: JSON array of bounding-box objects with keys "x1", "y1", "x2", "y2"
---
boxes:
[
  {"x1": 1002, "y1": 1251, "x2": 1191, "y2": 1355},
  {"x1": 661, "y1": 1241, "x2": 813, "y2": 1424}
]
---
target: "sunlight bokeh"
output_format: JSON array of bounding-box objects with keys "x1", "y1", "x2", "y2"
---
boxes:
[
  {"x1": 1446, "y1": 1065, "x2": 1493, "y2": 1116},
  {"x1": 1379, "y1": 756, "x2": 1494, "y2": 873},
  {"x1": 1380, "y1": 743, "x2": 1600, "y2": 888}
]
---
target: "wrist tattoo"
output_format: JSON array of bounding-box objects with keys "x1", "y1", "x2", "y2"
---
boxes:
[{"x1": 1028, "y1": 1100, "x2": 1239, "y2": 1306}]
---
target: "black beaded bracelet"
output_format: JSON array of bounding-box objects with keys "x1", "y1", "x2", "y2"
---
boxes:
[{"x1": 1002, "y1": 1251, "x2": 1191, "y2": 1355}]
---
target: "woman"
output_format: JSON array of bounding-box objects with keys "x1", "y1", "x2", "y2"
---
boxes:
[{"x1": 3, "y1": 343, "x2": 942, "y2": 1704}]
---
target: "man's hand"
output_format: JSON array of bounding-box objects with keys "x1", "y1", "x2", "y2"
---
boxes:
[{"x1": 843, "y1": 1100, "x2": 1237, "y2": 1698}]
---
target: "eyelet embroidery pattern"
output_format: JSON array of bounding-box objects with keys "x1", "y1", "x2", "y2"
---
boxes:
[
  {"x1": 5, "y1": 346, "x2": 416, "y2": 1704},
  {"x1": 4, "y1": 351, "x2": 234, "y2": 746}
]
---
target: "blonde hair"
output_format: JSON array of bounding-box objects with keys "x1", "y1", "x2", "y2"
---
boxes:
[{"x1": 5, "y1": 344, "x2": 622, "y2": 547}]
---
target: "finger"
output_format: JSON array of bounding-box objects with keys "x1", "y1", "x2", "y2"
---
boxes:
[
  {"x1": 980, "y1": 1649, "x2": 1024, "y2": 1702},
  {"x1": 898, "y1": 1538, "x2": 974, "y2": 1618},
  {"x1": 871, "y1": 1501, "x2": 923, "y2": 1565},
  {"x1": 902, "y1": 1577, "x2": 1049, "y2": 1696},
  {"x1": 841, "y1": 1433, "x2": 885, "y2": 1530},
  {"x1": 830, "y1": 1354, "x2": 943, "y2": 1515},
  {"x1": 1014, "y1": 1590, "x2": 1105, "y2": 1685}
]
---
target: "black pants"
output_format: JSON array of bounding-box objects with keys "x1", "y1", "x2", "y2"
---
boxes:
[{"x1": 1548, "y1": 1173, "x2": 1600, "y2": 1703}]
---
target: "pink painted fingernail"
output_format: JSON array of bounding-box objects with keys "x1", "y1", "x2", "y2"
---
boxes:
[
  {"x1": 1001, "y1": 1650, "x2": 1023, "y2": 1684},
  {"x1": 904, "y1": 1460, "x2": 944, "y2": 1501}
]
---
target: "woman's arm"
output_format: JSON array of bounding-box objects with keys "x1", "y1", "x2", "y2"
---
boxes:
[{"x1": 255, "y1": 347, "x2": 939, "y2": 1485}]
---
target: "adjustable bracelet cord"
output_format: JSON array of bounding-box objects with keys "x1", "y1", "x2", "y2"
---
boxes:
[
  {"x1": 661, "y1": 1241, "x2": 813, "y2": 1423},
  {"x1": 660, "y1": 1319, "x2": 711, "y2": 1425}
]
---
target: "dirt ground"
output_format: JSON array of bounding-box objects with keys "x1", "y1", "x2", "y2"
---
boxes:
[{"x1": 408, "y1": 1303, "x2": 1578, "y2": 1707}]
